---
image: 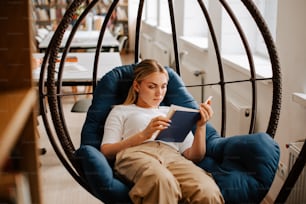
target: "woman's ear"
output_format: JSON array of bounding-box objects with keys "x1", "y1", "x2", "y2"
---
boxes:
[{"x1": 133, "y1": 80, "x2": 139, "y2": 92}]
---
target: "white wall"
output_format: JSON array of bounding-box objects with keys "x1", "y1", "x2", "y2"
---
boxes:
[
  {"x1": 267, "y1": 0, "x2": 306, "y2": 201},
  {"x1": 138, "y1": 0, "x2": 306, "y2": 201}
]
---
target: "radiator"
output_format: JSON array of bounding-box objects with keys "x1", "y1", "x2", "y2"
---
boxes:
[
  {"x1": 206, "y1": 86, "x2": 251, "y2": 136},
  {"x1": 152, "y1": 41, "x2": 170, "y2": 66},
  {"x1": 140, "y1": 33, "x2": 152, "y2": 60},
  {"x1": 286, "y1": 142, "x2": 306, "y2": 204}
]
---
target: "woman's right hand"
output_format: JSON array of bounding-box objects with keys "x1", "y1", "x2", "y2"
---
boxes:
[
  {"x1": 141, "y1": 116, "x2": 171, "y2": 140},
  {"x1": 101, "y1": 116, "x2": 171, "y2": 160}
]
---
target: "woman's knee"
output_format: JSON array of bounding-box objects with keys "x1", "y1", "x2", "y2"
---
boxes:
[
  {"x1": 130, "y1": 167, "x2": 182, "y2": 203},
  {"x1": 190, "y1": 183, "x2": 224, "y2": 204},
  {"x1": 150, "y1": 167, "x2": 180, "y2": 190}
]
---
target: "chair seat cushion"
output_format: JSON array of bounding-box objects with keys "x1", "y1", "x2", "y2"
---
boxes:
[
  {"x1": 198, "y1": 131, "x2": 280, "y2": 203},
  {"x1": 75, "y1": 131, "x2": 279, "y2": 204}
]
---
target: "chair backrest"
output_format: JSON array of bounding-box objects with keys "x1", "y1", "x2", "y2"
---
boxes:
[
  {"x1": 80, "y1": 64, "x2": 206, "y2": 149},
  {"x1": 118, "y1": 35, "x2": 128, "y2": 52}
]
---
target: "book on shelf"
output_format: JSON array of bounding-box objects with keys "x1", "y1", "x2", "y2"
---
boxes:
[
  {"x1": 155, "y1": 104, "x2": 200, "y2": 142},
  {"x1": 50, "y1": 7, "x2": 56, "y2": 21},
  {"x1": 35, "y1": 8, "x2": 49, "y2": 21}
]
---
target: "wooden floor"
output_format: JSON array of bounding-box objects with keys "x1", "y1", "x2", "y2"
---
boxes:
[
  {"x1": 120, "y1": 51, "x2": 134, "y2": 64},
  {"x1": 38, "y1": 52, "x2": 134, "y2": 204},
  {"x1": 38, "y1": 96, "x2": 101, "y2": 204}
]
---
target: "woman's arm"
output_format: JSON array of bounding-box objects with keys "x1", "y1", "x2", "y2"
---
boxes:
[
  {"x1": 183, "y1": 102, "x2": 213, "y2": 163},
  {"x1": 101, "y1": 115, "x2": 171, "y2": 160},
  {"x1": 101, "y1": 131, "x2": 148, "y2": 160}
]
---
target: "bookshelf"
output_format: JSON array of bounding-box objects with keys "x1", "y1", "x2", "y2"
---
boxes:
[
  {"x1": 115, "y1": 1, "x2": 129, "y2": 37},
  {"x1": 32, "y1": 0, "x2": 68, "y2": 29},
  {"x1": 0, "y1": 0, "x2": 42, "y2": 203}
]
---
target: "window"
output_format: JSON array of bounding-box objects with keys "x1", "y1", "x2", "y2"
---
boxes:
[
  {"x1": 179, "y1": 0, "x2": 209, "y2": 50},
  {"x1": 143, "y1": 0, "x2": 171, "y2": 31},
  {"x1": 143, "y1": 0, "x2": 208, "y2": 37},
  {"x1": 141, "y1": 0, "x2": 278, "y2": 78},
  {"x1": 144, "y1": 0, "x2": 157, "y2": 25},
  {"x1": 254, "y1": 0, "x2": 278, "y2": 57},
  {"x1": 221, "y1": 0, "x2": 278, "y2": 78},
  {"x1": 182, "y1": 0, "x2": 208, "y2": 37},
  {"x1": 158, "y1": 0, "x2": 171, "y2": 33},
  {"x1": 221, "y1": 0, "x2": 278, "y2": 57}
]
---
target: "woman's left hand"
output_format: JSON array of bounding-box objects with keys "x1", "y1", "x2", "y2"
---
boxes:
[{"x1": 197, "y1": 102, "x2": 213, "y2": 127}]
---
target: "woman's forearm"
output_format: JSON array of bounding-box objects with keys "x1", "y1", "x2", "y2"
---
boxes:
[
  {"x1": 100, "y1": 131, "x2": 148, "y2": 160},
  {"x1": 184, "y1": 101, "x2": 212, "y2": 162},
  {"x1": 184, "y1": 125, "x2": 206, "y2": 163}
]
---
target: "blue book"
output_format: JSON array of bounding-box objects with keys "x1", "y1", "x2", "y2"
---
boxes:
[{"x1": 155, "y1": 105, "x2": 200, "y2": 142}]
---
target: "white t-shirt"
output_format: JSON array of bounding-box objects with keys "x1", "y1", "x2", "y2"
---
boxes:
[{"x1": 101, "y1": 104, "x2": 194, "y2": 153}]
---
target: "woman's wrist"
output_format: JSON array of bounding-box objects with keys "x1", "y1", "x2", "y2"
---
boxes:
[
  {"x1": 195, "y1": 125, "x2": 206, "y2": 137},
  {"x1": 196, "y1": 123, "x2": 206, "y2": 130},
  {"x1": 140, "y1": 130, "x2": 153, "y2": 140}
]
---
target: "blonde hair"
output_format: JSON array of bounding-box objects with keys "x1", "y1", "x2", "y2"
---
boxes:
[{"x1": 123, "y1": 59, "x2": 169, "y2": 105}]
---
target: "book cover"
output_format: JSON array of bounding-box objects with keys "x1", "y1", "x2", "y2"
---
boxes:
[{"x1": 155, "y1": 105, "x2": 200, "y2": 142}]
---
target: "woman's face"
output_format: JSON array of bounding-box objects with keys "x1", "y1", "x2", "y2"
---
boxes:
[{"x1": 134, "y1": 72, "x2": 168, "y2": 108}]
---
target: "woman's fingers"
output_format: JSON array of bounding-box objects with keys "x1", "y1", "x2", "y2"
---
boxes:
[
  {"x1": 151, "y1": 116, "x2": 171, "y2": 129},
  {"x1": 198, "y1": 103, "x2": 214, "y2": 125}
]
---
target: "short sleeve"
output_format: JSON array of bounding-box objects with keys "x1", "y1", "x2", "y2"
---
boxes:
[{"x1": 101, "y1": 106, "x2": 124, "y2": 145}]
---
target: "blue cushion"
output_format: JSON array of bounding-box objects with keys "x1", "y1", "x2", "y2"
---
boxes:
[
  {"x1": 199, "y1": 131, "x2": 280, "y2": 203},
  {"x1": 80, "y1": 64, "x2": 135, "y2": 149},
  {"x1": 76, "y1": 65, "x2": 280, "y2": 204},
  {"x1": 75, "y1": 145, "x2": 131, "y2": 203}
]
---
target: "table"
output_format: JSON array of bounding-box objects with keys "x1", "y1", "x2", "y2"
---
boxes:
[
  {"x1": 32, "y1": 52, "x2": 122, "y2": 86},
  {"x1": 38, "y1": 30, "x2": 119, "y2": 52}
]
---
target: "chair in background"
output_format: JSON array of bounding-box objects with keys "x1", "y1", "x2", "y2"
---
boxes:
[
  {"x1": 71, "y1": 97, "x2": 92, "y2": 112},
  {"x1": 38, "y1": 0, "x2": 282, "y2": 203},
  {"x1": 117, "y1": 35, "x2": 128, "y2": 53}
]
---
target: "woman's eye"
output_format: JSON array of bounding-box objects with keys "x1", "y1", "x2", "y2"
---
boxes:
[{"x1": 162, "y1": 85, "x2": 167, "y2": 89}]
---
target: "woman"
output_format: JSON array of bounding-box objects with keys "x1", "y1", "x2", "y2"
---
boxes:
[{"x1": 101, "y1": 59, "x2": 224, "y2": 204}]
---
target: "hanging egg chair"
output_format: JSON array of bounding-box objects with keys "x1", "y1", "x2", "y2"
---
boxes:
[{"x1": 38, "y1": 0, "x2": 282, "y2": 203}]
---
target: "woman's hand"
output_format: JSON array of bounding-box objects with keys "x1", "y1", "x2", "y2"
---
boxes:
[
  {"x1": 142, "y1": 116, "x2": 171, "y2": 139},
  {"x1": 101, "y1": 116, "x2": 171, "y2": 160},
  {"x1": 184, "y1": 99, "x2": 213, "y2": 162},
  {"x1": 197, "y1": 102, "x2": 213, "y2": 128}
]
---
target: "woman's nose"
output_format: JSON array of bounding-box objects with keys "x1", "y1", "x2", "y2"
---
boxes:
[{"x1": 155, "y1": 88, "x2": 162, "y2": 96}]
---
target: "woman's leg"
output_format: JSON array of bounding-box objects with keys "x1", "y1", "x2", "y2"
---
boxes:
[
  {"x1": 165, "y1": 150, "x2": 224, "y2": 204},
  {"x1": 114, "y1": 143, "x2": 182, "y2": 204}
]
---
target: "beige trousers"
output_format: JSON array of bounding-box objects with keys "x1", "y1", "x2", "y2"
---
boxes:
[{"x1": 115, "y1": 142, "x2": 224, "y2": 204}]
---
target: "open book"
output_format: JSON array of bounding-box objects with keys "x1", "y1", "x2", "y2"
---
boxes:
[{"x1": 155, "y1": 105, "x2": 200, "y2": 142}]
